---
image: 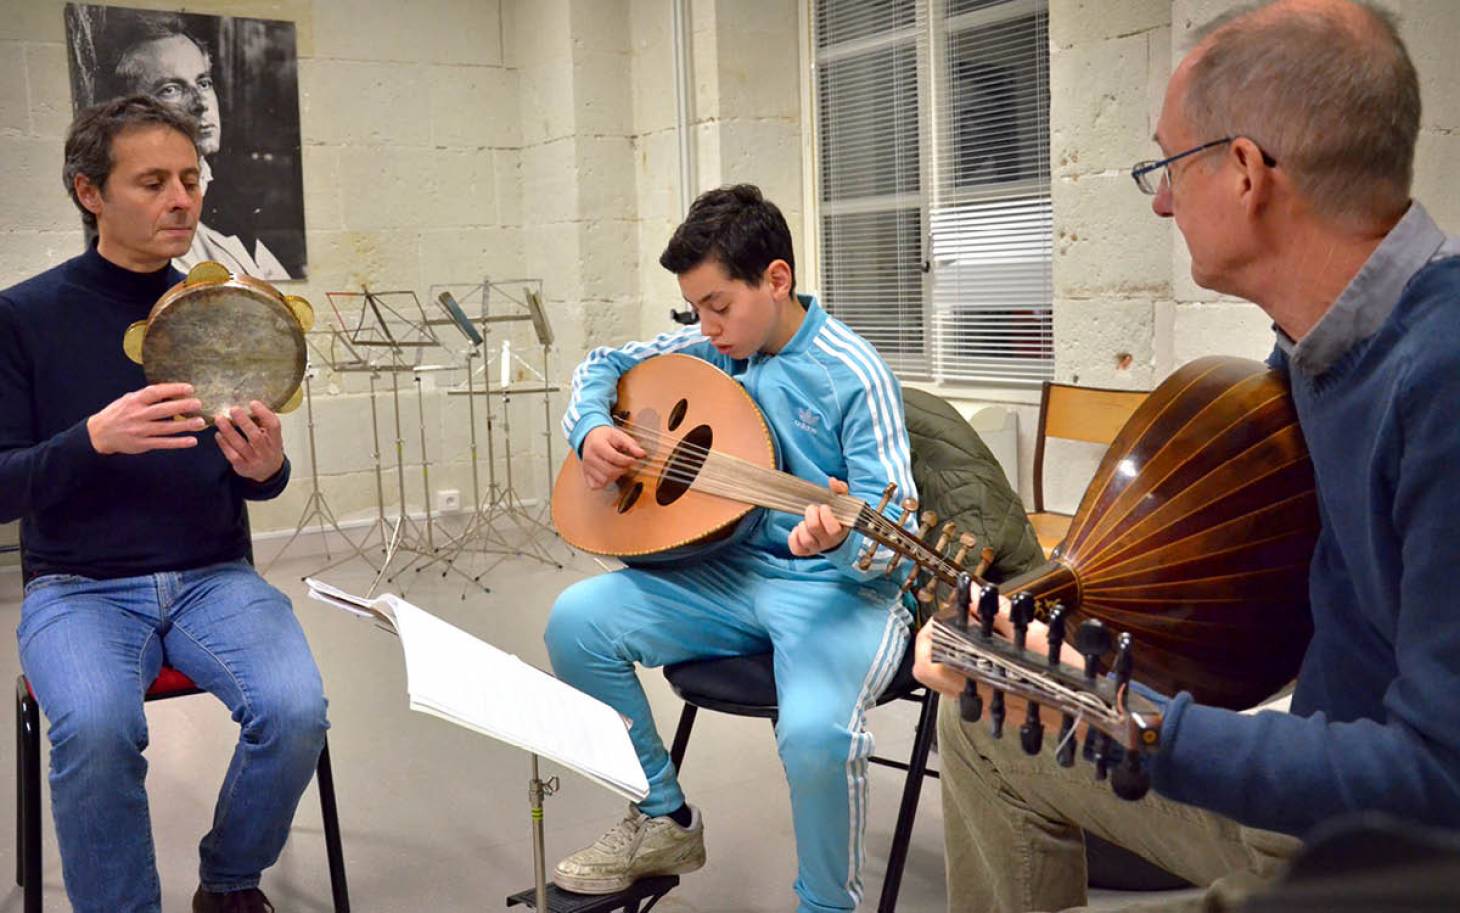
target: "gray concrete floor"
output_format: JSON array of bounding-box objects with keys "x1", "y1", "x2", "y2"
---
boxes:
[
  {"x1": 0, "y1": 529, "x2": 956, "y2": 913},
  {"x1": 0, "y1": 528, "x2": 1169, "y2": 912}
]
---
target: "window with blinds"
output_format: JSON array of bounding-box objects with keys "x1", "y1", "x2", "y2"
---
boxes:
[{"x1": 813, "y1": 0, "x2": 1052, "y2": 385}]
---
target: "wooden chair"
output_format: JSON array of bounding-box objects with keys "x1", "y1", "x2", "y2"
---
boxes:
[{"x1": 1029, "y1": 381, "x2": 1148, "y2": 557}]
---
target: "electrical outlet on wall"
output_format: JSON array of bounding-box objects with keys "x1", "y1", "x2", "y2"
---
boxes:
[{"x1": 437, "y1": 489, "x2": 461, "y2": 513}]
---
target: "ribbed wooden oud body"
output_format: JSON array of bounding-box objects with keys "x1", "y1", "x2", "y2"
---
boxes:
[
  {"x1": 1006, "y1": 356, "x2": 1319, "y2": 710},
  {"x1": 551, "y1": 354, "x2": 777, "y2": 558}
]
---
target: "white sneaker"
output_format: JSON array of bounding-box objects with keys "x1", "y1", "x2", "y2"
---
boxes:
[{"x1": 553, "y1": 805, "x2": 706, "y2": 894}]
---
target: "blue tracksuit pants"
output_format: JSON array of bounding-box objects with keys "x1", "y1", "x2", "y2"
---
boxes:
[{"x1": 544, "y1": 554, "x2": 910, "y2": 913}]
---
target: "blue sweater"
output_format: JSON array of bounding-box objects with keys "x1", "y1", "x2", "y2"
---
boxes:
[
  {"x1": 1152, "y1": 257, "x2": 1460, "y2": 836},
  {"x1": 0, "y1": 246, "x2": 289, "y2": 580}
]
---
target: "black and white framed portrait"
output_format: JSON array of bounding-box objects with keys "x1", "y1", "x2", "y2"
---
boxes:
[{"x1": 64, "y1": 3, "x2": 309, "y2": 280}]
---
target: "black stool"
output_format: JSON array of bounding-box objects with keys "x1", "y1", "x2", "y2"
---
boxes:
[
  {"x1": 663, "y1": 643, "x2": 939, "y2": 913},
  {"x1": 507, "y1": 875, "x2": 680, "y2": 912}
]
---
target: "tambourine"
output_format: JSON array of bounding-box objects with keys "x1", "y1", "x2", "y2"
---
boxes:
[{"x1": 122, "y1": 261, "x2": 314, "y2": 418}]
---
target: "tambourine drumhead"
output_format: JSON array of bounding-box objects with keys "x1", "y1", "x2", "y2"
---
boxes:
[{"x1": 141, "y1": 282, "x2": 306, "y2": 419}]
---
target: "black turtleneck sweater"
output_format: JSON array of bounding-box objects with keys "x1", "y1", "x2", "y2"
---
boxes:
[{"x1": 0, "y1": 245, "x2": 290, "y2": 581}]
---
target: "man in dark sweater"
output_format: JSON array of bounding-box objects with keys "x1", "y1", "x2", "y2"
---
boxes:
[
  {"x1": 915, "y1": 1, "x2": 1460, "y2": 911},
  {"x1": 0, "y1": 96, "x2": 327, "y2": 913}
]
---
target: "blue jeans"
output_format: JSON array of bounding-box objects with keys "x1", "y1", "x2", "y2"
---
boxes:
[{"x1": 17, "y1": 560, "x2": 329, "y2": 913}]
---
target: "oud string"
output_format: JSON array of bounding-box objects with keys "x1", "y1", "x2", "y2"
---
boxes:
[
  {"x1": 607, "y1": 417, "x2": 923, "y2": 545},
  {"x1": 601, "y1": 415, "x2": 975, "y2": 583},
  {"x1": 929, "y1": 623, "x2": 1117, "y2": 726}
]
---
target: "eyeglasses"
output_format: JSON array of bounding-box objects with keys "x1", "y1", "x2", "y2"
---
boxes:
[{"x1": 1130, "y1": 137, "x2": 1277, "y2": 195}]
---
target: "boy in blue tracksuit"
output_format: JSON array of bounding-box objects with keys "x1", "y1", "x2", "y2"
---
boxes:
[{"x1": 545, "y1": 185, "x2": 916, "y2": 913}]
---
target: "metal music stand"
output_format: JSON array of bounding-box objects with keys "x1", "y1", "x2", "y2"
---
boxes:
[
  {"x1": 304, "y1": 321, "x2": 395, "y2": 580},
  {"x1": 325, "y1": 287, "x2": 472, "y2": 596},
  {"x1": 260, "y1": 330, "x2": 380, "y2": 578},
  {"x1": 423, "y1": 279, "x2": 565, "y2": 586}
]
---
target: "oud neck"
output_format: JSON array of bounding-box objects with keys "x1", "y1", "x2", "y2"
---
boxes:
[{"x1": 663, "y1": 448, "x2": 984, "y2": 589}]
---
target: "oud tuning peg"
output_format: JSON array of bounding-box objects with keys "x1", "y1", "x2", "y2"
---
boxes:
[
  {"x1": 916, "y1": 510, "x2": 937, "y2": 540},
  {"x1": 858, "y1": 484, "x2": 899, "y2": 571},
  {"x1": 932, "y1": 521, "x2": 956, "y2": 556},
  {"x1": 899, "y1": 565, "x2": 921, "y2": 596},
  {"x1": 899, "y1": 511, "x2": 939, "y2": 593},
  {"x1": 1046, "y1": 604, "x2": 1067, "y2": 668},
  {"x1": 1075, "y1": 619, "x2": 1113, "y2": 681},
  {"x1": 977, "y1": 584, "x2": 999, "y2": 640},
  {"x1": 1113, "y1": 632, "x2": 1134, "y2": 688},
  {"x1": 1019, "y1": 698, "x2": 1044, "y2": 755},
  {"x1": 872, "y1": 482, "x2": 897, "y2": 516},
  {"x1": 951, "y1": 574, "x2": 983, "y2": 723},
  {"x1": 1056, "y1": 714, "x2": 1077, "y2": 767},
  {"x1": 917, "y1": 576, "x2": 939, "y2": 606},
  {"x1": 953, "y1": 574, "x2": 972, "y2": 632},
  {"x1": 1094, "y1": 733, "x2": 1114, "y2": 781},
  {"x1": 968, "y1": 579, "x2": 1003, "y2": 736},
  {"x1": 950, "y1": 532, "x2": 976, "y2": 570},
  {"x1": 959, "y1": 681, "x2": 983, "y2": 724},
  {"x1": 974, "y1": 546, "x2": 996, "y2": 577},
  {"x1": 856, "y1": 539, "x2": 879, "y2": 571},
  {"x1": 1009, "y1": 592, "x2": 1035, "y2": 652},
  {"x1": 1111, "y1": 751, "x2": 1151, "y2": 801},
  {"x1": 916, "y1": 585, "x2": 936, "y2": 625},
  {"x1": 883, "y1": 498, "x2": 920, "y2": 575},
  {"x1": 937, "y1": 591, "x2": 957, "y2": 617}
]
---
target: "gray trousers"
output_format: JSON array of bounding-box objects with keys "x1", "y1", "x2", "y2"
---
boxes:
[{"x1": 937, "y1": 698, "x2": 1300, "y2": 912}]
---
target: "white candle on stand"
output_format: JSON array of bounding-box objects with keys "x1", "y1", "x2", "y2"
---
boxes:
[{"x1": 500, "y1": 339, "x2": 512, "y2": 388}]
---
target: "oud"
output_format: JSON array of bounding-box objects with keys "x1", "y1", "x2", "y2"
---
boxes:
[{"x1": 552, "y1": 353, "x2": 1319, "y2": 711}]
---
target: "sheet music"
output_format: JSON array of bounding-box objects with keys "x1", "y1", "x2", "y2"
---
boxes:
[
  {"x1": 304, "y1": 579, "x2": 649, "y2": 801},
  {"x1": 305, "y1": 577, "x2": 398, "y2": 627}
]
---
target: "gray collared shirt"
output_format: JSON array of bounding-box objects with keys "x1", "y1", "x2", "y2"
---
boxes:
[{"x1": 1274, "y1": 201, "x2": 1460, "y2": 377}]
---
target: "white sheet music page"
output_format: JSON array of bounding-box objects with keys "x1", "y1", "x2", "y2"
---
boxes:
[
  {"x1": 304, "y1": 577, "x2": 397, "y2": 631},
  {"x1": 305, "y1": 580, "x2": 647, "y2": 801}
]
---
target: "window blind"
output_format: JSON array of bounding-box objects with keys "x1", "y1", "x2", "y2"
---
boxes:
[{"x1": 813, "y1": 0, "x2": 1052, "y2": 385}]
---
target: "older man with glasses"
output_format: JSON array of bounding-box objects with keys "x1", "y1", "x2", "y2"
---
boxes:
[{"x1": 917, "y1": 1, "x2": 1460, "y2": 911}]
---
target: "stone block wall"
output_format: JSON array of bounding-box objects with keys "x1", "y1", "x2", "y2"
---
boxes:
[
  {"x1": 1028, "y1": 0, "x2": 1457, "y2": 509},
  {"x1": 0, "y1": 0, "x2": 805, "y2": 544},
  {"x1": 4, "y1": 0, "x2": 1452, "y2": 545}
]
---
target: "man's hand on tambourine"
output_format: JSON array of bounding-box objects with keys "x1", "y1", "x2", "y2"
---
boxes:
[
  {"x1": 580, "y1": 425, "x2": 647, "y2": 490},
  {"x1": 215, "y1": 400, "x2": 285, "y2": 482},
  {"x1": 87, "y1": 383, "x2": 206, "y2": 455}
]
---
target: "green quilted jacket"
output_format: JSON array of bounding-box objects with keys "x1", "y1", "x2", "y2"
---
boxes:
[{"x1": 902, "y1": 387, "x2": 1044, "y2": 589}]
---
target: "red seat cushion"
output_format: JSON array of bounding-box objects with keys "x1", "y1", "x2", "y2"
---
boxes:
[
  {"x1": 144, "y1": 667, "x2": 200, "y2": 698},
  {"x1": 23, "y1": 667, "x2": 201, "y2": 702}
]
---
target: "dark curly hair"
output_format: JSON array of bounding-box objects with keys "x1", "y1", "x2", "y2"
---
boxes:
[{"x1": 659, "y1": 184, "x2": 796, "y2": 295}]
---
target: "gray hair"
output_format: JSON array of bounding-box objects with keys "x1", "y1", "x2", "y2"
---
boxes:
[
  {"x1": 62, "y1": 94, "x2": 200, "y2": 229},
  {"x1": 1184, "y1": 0, "x2": 1420, "y2": 226}
]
